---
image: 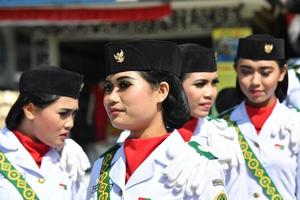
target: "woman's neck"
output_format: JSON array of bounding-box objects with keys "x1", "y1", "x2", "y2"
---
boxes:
[
  {"x1": 246, "y1": 95, "x2": 277, "y2": 108},
  {"x1": 17, "y1": 119, "x2": 40, "y2": 143},
  {"x1": 130, "y1": 116, "x2": 168, "y2": 139},
  {"x1": 130, "y1": 127, "x2": 168, "y2": 139}
]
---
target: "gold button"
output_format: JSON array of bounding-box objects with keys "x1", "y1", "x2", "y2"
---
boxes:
[
  {"x1": 253, "y1": 192, "x2": 260, "y2": 198},
  {"x1": 38, "y1": 178, "x2": 45, "y2": 184}
]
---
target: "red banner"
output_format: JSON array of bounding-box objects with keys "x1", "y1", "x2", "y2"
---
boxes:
[{"x1": 0, "y1": 4, "x2": 171, "y2": 24}]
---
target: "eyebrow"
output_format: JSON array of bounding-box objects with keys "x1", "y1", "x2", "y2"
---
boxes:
[
  {"x1": 239, "y1": 65, "x2": 252, "y2": 69},
  {"x1": 59, "y1": 108, "x2": 78, "y2": 112},
  {"x1": 239, "y1": 64, "x2": 273, "y2": 69},
  {"x1": 193, "y1": 78, "x2": 208, "y2": 82},
  {"x1": 116, "y1": 76, "x2": 136, "y2": 81},
  {"x1": 105, "y1": 75, "x2": 137, "y2": 84},
  {"x1": 193, "y1": 76, "x2": 219, "y2": 82}
]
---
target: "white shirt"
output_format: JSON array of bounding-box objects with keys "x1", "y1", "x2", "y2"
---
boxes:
[
  {"x1": 0, "y1": 127, "x2": 86, "y2": 200},
  {"x1": 229, "y1": 101, "x2": 300, "y2": 199},
  {"x1": 190, "y1": 117, "x2": 248, "y2": 200},
  {"x1": 86, "y1": 130, "x2": 226, "y2": 200}
]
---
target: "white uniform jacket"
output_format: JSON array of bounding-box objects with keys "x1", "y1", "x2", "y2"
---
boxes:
[
  {"x1": 86, "y1": 130, "x2": 226, "y2": 200},
  {"x1": 285, "y1": 68, "x2": 300, "y2": 110},
  {"x1": 229, "y1": 101, "x2": 300, "y2": 199},
  {"x1": 190, "y1": 117, "x2": 248, "y2": 200},
  {"x1": 0, "y1": 127, "x2": 86, "y2": 200}
]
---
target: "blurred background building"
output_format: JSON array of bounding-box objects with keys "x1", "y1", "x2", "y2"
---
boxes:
[{"x1": 0, "y1": 0, "x2": 299, "y2": 163}]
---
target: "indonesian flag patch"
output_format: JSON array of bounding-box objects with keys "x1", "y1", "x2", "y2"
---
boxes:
[
  {"x1": 59, "y1": 183, "x2": 67, "y2": 190},
  {"x1": 274, "y1": 144, "x2": 285, "y2": 150}
]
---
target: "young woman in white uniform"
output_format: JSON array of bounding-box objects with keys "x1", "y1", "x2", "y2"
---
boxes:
[
  {"x1": 161, "y1": 43, "x2": 247, "y2": 199},
  {"x1": 86, "y1": 40, "x2": 227, "y2": 200},
  {"x1": 222, "y1": 34, "x2": 300, "y2": 199},
  {"x1": 0, "y1": 66, "x2": 89, "y2": 200}
]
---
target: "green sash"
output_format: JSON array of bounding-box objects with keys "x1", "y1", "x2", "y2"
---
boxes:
[
  {"x1": 223, "y1": 115, "x2": 282, "y2": 200},
  {"x1": 0, "y1": 150, "x2": 39, "y2": 200},
  {"x1": 97, "y1": 144, "x2": 121, "y2": 200}
]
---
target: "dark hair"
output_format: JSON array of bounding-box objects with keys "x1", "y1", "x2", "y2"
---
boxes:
[
  {"x1": 140, "y1": 71, "x2": 190, "y2": 132},
  {"x1": 215, "y1": 87, "x2": 243, "y2": 114},
  {"x1": 5, "y1": 92, "x2": 60, "y2": 131},
  {"x1": 233, "y1": 59, "x2": 288, "y2": 102},
  {"x1": 180, "y1": 73, "x2": 189, "y2": 81}
]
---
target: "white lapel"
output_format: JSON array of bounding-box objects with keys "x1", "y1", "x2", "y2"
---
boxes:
[
  {"x1": 109, "y1": 141, "x2": 156, "y2": 191},
  {"x1": 125, "y1": 156, "x2": 155, "y2": 190},
  {"x1": 125, "y1": 130, "x2": 184, "y2": 190},
  {"x1": 40, "y1": 149, "x2": 60, "y2": 176},
  {"x1": 109, "y1": 145, "x2": 126, "y2": 192},
  {"x1": 0, "y1": 127, "x2": 42, "y2": 173},
  {"x1": 191, "y1": 118, "x2": 209, "y2": 145},
  {"x1": 231, "y1": 101, "x2": 259, "y2": 143},
  {"x1": 258, "y1": 100, "x2": 281, "y2": 141}
]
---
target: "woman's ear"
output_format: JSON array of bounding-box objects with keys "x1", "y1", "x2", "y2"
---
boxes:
[
  {"x1": 279, "y1": 64, "x2": 288, "y2": 82},
  {"x1": 22, "y1": 103, "x2": 37, "y2": 120},
  {"x1": 156, "y1": 81, "x2": 169, "y2": 103}
]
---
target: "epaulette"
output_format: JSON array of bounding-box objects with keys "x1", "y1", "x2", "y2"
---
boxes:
[
  {"x1": 99, "y1": 143, "x2": 121, "y2": 158},
  {"x1": 188, "y1": 141, "x2": 218, "y2": 160}
]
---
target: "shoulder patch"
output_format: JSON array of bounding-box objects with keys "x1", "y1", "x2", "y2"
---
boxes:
[
  {"x1": 214, "y1": 192, "x2": 227, "y2": 200},
  {"x1": 188, "y1": 141, "x2": 217, "y2": 160},
  {"x1": 212, "y1": 179, "x2": 224, "y2": 186}
]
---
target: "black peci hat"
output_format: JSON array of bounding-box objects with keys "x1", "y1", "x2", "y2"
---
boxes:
[
  {"x1": 104, "y1": 39, "x2": 182, "y2": 77},
  {"x1": 236, "y1": 34, "x2": 285, "y2": 60},
  {"x1": 5, "y1": 65, "x2": 84, "y2": 131},
  {"x1": 179, "y1": 43, "x2": 217, "y2": 73},
  {"x1": 20, "y1": 65, "x2": 84, "y2": 98}
]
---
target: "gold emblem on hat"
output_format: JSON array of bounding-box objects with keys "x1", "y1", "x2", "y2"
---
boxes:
[
  {"x1": 264, "y1": 44, "x2": 273, "y2": 54},
  {"x1": 114, "y1": 49, "x2": 125, "y2": 63}
]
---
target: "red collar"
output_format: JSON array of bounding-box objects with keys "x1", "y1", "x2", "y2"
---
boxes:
[
  {"x1": 245, "y1": 100, "x2": 277, "y2": 134},
  {"x1": 13, "y1": 130, "x2": 50, "y2": 167},
  {"x1": 178, "y1": 118, "x2": 198, "y2": 142},
  {"x1": 124, "y1": 133, "x2": 169, "y2": 182}
]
